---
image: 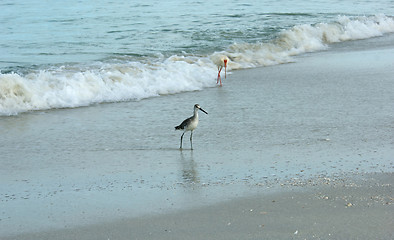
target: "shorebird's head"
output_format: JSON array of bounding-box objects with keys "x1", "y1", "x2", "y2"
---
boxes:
[{"x1": 194, "y1": 104, "x2": 208, "y2": 114}]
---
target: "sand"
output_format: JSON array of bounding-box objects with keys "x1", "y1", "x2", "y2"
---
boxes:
[{"x1": 4, "y1": 173, "x2": 393, "y2": 240}]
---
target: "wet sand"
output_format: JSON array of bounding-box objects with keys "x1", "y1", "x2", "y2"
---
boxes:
[
  {"x1": 5, "y1": 173, "x2": 393, "y2": 240},
  {"x1": 1, "y1": 37, "x2": 394, "y2": 239}
]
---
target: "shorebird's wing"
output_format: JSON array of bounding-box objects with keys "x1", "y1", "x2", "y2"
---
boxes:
[{"x1": 175, "y1": 116, "x2": 192, "y2": 130}]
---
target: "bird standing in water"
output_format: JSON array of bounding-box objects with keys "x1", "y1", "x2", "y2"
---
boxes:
[
  {"x1": 213, "y1": 55, "x2": 229, "y2": 86},
  {"x1": 175, "y1": 104, "x2": 208, "y2": 150}
]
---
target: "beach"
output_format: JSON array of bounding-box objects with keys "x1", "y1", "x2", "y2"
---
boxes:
[
  {"x1": 1, "y1": 34, "x2": 394, "y2": 239},
  {"x1": 7, "y1": 173, "x2": 392, "y2": 240}
]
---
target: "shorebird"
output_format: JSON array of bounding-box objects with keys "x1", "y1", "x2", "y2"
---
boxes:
[
  {"x1": 212, "y1": 55, "x2": 229, "y2": 86},
  {"x1": 175, "y1": 104, "x2": 208, "y2": 150}
]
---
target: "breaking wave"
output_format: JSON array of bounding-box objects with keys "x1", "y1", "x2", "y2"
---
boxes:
[{"x1": 223, "y1": 14, "x2": 394, "y2": 68}]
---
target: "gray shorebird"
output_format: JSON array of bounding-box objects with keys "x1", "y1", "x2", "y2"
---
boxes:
[{"x1": 175, "y1": 104, "x2": 208, "y2": 150}]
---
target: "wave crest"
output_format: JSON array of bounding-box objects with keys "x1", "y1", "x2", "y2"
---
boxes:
[
  {"x1": 222, "y1": 14, "x2": 394, "y2": 69},
  {"x1": 0, "y1": 61, "x2": 216, "y2": 115}
]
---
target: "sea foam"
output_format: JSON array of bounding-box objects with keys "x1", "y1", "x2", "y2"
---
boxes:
[
  {"x1": 1, "y1": 15, "x2": 393, "y2": 115},
  {"x1": 0, "y1": 60, "x2": 216, "y2": 115}
]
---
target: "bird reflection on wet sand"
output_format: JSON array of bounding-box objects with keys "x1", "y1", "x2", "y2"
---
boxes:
[{"x1": 180, "y1": 151, "x2": 199, "y2": 185}]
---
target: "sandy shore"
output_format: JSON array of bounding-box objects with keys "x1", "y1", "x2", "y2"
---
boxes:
[{"x1": 4, "y1": 173, "x2": 393, "y2": 240}]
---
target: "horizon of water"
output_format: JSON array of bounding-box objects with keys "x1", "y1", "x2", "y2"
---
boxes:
[{"x1": 1, "y1": 0, "x2": 394, "y2": 116}]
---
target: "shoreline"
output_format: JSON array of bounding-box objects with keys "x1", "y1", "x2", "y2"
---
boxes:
[{"x1": 4, "y1": 172, "x2": 393, "y2": 240}]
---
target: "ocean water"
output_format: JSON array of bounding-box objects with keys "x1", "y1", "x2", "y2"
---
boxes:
[{"x1": 1, "y1": 0, "x2": 394, "y2": 115}]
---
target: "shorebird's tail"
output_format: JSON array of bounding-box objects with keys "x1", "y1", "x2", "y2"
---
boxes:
[{"x1": 175, "y1": 125, "x2": 181, "y2": 130}]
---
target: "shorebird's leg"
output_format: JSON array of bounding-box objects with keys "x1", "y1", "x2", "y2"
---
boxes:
[
  {"x1": 190, "y1": 131, "x2": 193, "y2": 150},
  {"x1": 217, "y1": 67, "x2": 222, "y2": 84},
  {"x1": 180, "y1": 132, "x2": 185, "y2": 149},
  {"x1": 224, "y1": 59, "x2": 227, "y2": 79}
]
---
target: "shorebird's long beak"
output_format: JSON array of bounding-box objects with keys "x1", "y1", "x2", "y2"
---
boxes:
[
  {"x1": 199, "y1": 108, "x2": 208, "y2": 114},
  {"x1": 224, "y1": 59, "x2": 227, "y2": 79}
]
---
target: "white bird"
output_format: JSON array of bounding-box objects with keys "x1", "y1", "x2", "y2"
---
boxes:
[
  {"x1": 212, "y1": 55, "x2": 229, "y2": 86},
  {"x1": 175, "y1": 104, "x2": 208, "y2": 150}
]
